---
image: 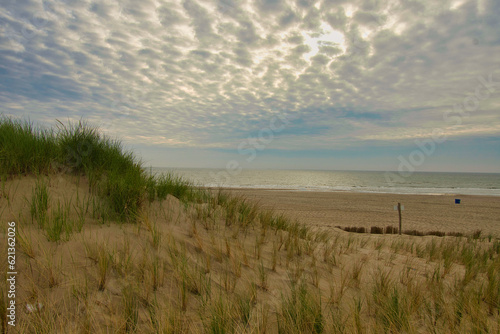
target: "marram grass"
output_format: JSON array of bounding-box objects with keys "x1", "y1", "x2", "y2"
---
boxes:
[{"x1": 0, "y1": 117, "x2": 206, "y2": 222}]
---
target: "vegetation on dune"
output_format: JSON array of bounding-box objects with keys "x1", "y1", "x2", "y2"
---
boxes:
[
  {"x1": 0, "y1": 117, "x2": 203, "y2": 222},
  {"x1": 0, "y1": 118, "x2": 58, "y2": 176},
  {"x1": 1, "y1": 116, "x2": 500, "y2": 333}
]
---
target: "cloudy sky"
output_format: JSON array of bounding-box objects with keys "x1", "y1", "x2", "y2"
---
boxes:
[{"x1": 1, "y1": 0, "x2": 499, "y2": 172}]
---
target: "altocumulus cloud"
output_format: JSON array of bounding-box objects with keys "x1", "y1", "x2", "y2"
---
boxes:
[{"x1": 0, "y1": 0, "x2": 499, "y2": 170}]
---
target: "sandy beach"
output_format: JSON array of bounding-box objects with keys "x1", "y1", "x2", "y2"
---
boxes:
[{"x1": 225, "y1": 189, "x2": 500, "y2": 236}]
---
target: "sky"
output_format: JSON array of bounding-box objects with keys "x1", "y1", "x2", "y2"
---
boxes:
[{"x1": 1, "y1": 0, "x2": 499, "y2": 173}]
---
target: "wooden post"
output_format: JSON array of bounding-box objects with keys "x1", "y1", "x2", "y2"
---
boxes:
[{"x1": 398, "y1": 202, "x2": 402, "y2": 235}]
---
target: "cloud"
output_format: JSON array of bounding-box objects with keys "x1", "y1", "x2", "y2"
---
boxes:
[{"x1": 0, "y1": 0, "x2": 498, "y2": 171}]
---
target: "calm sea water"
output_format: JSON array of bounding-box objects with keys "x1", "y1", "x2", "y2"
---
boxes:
[{"x1": 150, "y1": 168, "x2": 500, "y2": 196}]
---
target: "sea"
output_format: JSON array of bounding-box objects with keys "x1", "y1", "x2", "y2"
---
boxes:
[{"x1": 149, "y1": 168, "x2": 500, "y2": 197}]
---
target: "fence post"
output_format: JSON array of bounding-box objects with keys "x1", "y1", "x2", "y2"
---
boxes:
[{"x1": 398, "y1": 202, "x2": 402, "y2": 235}]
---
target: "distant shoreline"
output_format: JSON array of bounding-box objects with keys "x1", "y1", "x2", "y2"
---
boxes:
[
  {"x1": 153, "y1": 167, "x2": 500, "y2": 197},
  {"x1": 202, "y1": 185, "x2": 500, "y2": 197}
]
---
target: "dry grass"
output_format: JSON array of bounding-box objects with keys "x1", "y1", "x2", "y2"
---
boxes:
[{"x1": 1, "y1": 176, "x2": 500, "y2": 333}]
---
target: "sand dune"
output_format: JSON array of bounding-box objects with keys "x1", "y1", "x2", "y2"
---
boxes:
[{"x1": 2, "y1": 175, "x2": 500, "y2": 332}]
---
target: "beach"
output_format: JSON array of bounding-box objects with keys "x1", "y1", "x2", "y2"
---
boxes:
[{"x1": 225, "y1": 189, "x2": 500, "y2": 236}]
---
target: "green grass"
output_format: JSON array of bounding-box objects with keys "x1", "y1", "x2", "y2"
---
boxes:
[
  {"x1": 204, "y1": 294, "x2": 235, "y2": 334},
  {"x1": 122, "y1": 285, "x2": 139, "y2": 333},
  {"x1": 377, "y1": 287, "x2": 411, "y2": 333},
  {"x1": 97, "y1": 245, "x2": 110, "y2": 291},
  {"x1": 0, "y1": 118, "x2": 59, "y2": 175},
  {"x1": 0, "y1": 117, "x2": 206, "y2": 222},
  {"x1": 45, "y1": 201, "x2": 68, "y2": 242},
  {"x1": 277, "y1": 279, "x2": 324, "y2": 334},
  {"x1": 153, "y1": 173, "x2": 199, "y2": 202},
  {"x1": 236, "y1": 292, "x2": 253, "y2": 326},
  {"x1": 30, "y1": 179, "x2": 49, "y2": 227}
]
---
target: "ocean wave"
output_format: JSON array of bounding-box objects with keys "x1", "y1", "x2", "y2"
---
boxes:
[{"x1": 202, "y1": 184, "x2": 500, "y2": 196}]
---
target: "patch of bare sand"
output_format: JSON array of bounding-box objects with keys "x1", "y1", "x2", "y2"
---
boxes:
[{"x1": 224, "y1": 189, "x2": 500, "y2": 237}]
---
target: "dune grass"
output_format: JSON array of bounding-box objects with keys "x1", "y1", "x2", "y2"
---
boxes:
[
  {"x1": 0, "y1": 118, "x2": 58, "y2": 176},
  {"x1": 277, "y1": 279, "x2": 324, "y2": 334},
  {"x1": 0, "y1": 117, "x2": 206, "y2": 222},
  {"x1": 29, "y1": 179, "x2": 49, "y2": 227}
]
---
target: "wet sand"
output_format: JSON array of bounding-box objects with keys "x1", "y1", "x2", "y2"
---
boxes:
[{"x1": 224, "y1": 189, "x2": 500, "y2": 236}]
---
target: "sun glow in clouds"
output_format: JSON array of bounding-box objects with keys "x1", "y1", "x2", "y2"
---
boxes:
[{"x1": 302, "y1": 22, "x2": 344, "y2": 61}]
